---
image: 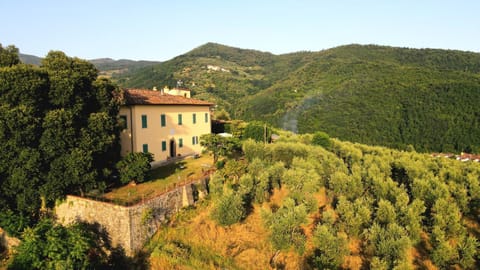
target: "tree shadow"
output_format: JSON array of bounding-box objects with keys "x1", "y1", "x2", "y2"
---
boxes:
[
  {"x1": 107, "y1": 248, "x2": 150, "y2": 270},
  {"x1": 78, "y1": 221, "x2": 150, "y2": 270},
  {"x1": 148, "y1": 161, "x2": 187, "y2": 182}
]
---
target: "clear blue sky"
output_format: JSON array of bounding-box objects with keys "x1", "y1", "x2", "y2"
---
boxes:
[{"x1": 1, "y1": 0, "x2": 479, "y2": 61}]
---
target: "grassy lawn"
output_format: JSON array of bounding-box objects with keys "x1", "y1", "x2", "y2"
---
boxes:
[{"x1": 102, "y1": 155, "x2": 213, "y2": 205}]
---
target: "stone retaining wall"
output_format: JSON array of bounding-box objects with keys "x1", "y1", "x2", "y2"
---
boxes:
[{"x1": 55, "y1": 178, "x2": 208, "y2": 255}]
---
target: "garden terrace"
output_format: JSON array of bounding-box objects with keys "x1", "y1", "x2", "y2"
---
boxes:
[{"x1": 101, "y1": 155, "x2": 214, "y2": 205}]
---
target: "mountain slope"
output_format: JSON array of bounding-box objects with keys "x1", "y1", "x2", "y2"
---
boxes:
[
  {"x1": 19, "y1": 53, "x2": 42, "y2": 65},
  {"x1": 89, "y1": 58, "x2": 161, "y2": 77},
  {"x1": 19, "y1": 53, "x2": 161, "y2": 77},
  {"x1": 113, "y1": 43, "x2": 480, "y2": 152}
]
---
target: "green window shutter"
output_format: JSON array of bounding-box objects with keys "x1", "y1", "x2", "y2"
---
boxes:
[
  {"x1": 192, "y1": 136, "x2": 195, "y2": 145},
  {"x1": 178, "y1": 114, "x2": 183, "y2": 125},
  {"x1": 141, "y1": 115, "x2": 147, "y2": 128},
  {"x1": 204, "y1": 113, "x2": 208, "y2": 123},
  {"x1": 142, "y1": 144, "x2": 148, "y2": 153},
  {"x1": 193, "y1": 113, "x2": 196, "y2": 124},
  {"x1": 162, "y1": 141, "x2": 167, "y2": 151},
  {"x1": 179, "y1": 138, "x2": 183, "y2": 148},
  {"x1": 161, "y1": 114, "x2": 166, "y2": 127}
]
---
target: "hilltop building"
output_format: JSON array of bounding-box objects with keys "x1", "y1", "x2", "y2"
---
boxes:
[
  {"x1": 157, "y1": 86, "x2": 191, "y2": 98},
  {"x1": 119, "y1": 88, "x2": 214, "y2": 161},
  {"x1": 431, "y1": 152, "x2": 480, "y2": 162}
]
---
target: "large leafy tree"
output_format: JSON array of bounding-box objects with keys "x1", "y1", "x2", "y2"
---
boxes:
[
  {"x1": 39, "y1": 52, "x2": 121, "y2": 196},
  {"x1": 8, "y1": 219, "x2": 110, "y2": 270},
  {"x1": 200, "y1": 134, "x2": 241, "y2": 164},
  {"x1": 0, "y1": 45, "x2": 121, "y2": 234},
  {"x1": 0, "y1": 44, "x2": 19, "y2": 67}
]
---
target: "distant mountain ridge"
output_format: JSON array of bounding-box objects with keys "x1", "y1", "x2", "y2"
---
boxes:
[
  {"x1": 88, "y1": 58, "x2": 161, "y2": 73},
  {"x1": 19, "y1": 53, "x2": 42, "y2": 66},
  {"x1": 112, "y1": 42, "x2": 480, "y2": 153},
  {"x1": 19, "y1": 53, "x2": 161, "y2": 76}
]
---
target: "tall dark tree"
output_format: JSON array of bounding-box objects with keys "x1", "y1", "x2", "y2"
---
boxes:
[
  {"x1": 0, "y1": 45, "x2": 121, "y2": 234},
  {"x1": 38, "y1": 51, "x2": 121, "y2": 201},
  {"x1": 0, "y1": 44, "x2": 19, "y2": 67}
]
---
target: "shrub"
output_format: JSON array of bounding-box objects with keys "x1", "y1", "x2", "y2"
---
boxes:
[
  {"x1": 312, "y1": 224, "x2": 349, "y2": 269},
  {"x1": 262, "y1": 198, "x2": 307, "y2": 253},
  {"x1": 243, "y1": 121, "x2": 271, "y2": 142},
  {"x1": 210, "y1": 189, "x2": 246, "y2": 226},
  {"x1": 214, "y1": 109, "x2": 231, "y2": 121},
  {"x1": 242, "y1": 139, "x2": 271, "y2": 162},
  {"x1": 8, "y1": 219, "x2": 110, "y2": 270},
  {"x1": 0, "y1": 209, "x2": 31, "y2": 237},
  {"x1": 311, "y1": 131, "x2": 331, "y2": 148},
  {"x1": 116, "y1": 152, "x2": 154, "y2": 184}
]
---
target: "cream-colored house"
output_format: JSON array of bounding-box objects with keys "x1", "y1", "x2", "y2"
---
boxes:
[
  {"x1": 161, "y1": 86, "x2": 191, "y2": 98},
  {"x1": 119, "y1": 88, "x2": 214, "y2": 161}
]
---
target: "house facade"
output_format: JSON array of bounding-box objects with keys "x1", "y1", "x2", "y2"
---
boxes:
[{"x1": 119, "y1": 88, "x2": 213, "y2": 161}]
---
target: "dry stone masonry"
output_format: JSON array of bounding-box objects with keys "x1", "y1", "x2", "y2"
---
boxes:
[{"x1": 55, "y1": 178, "x2": 208, "y2": 255}]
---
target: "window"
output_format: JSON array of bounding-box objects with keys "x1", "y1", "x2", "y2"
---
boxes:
[
  {"x1": 141, "y1": 115, "x2": 147, "y2": 128},
  {"x1": 192, "y1": 113, "x2": 196, "y2": 124},
  {"x1": 119, "y1": 115, "x2": 127, "y2": 130},
  {"x1": 192, "y1": 136, "x2": 199, "y2": 145},
  {"x1": 204, "y1": 113, "x2": 209, "y2": 123},
  {"x1": 178, "y1": 114, "x2": 183, "y2": 125},
  {"x1": 162, "y1": 141, "x2": 167, "y2": 151},
  {"x1": 179, "y1": 138, "x2": 183, "y2": 148},
  {"x1": 142, "y1": 144, "x2": 148, "y2": 153},
  {"x1": 160, "y1": 114, "x2": 166, "y2": 127}
]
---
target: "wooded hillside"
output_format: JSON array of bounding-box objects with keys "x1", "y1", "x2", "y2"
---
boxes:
[{"x1": 113, "y1": 43, "x2": 480, "y2": 153}]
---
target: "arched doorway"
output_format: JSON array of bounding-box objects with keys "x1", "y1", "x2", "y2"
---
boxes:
[{"x1": 169, "y1": 139, "x2": 176, "y2": 158}]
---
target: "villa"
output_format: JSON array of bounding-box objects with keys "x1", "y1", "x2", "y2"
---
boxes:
[{"x1": 119, "y1": 87, "x2": 214, "y2": 161}]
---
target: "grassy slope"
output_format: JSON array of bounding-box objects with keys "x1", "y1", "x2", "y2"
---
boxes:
[
  {"x1": 142, "y1": 138, "x2": 480, "y2": 269},
  {"x1": 145, "y1": 188, "x2": 307, "y2": 270},
  {"x1": 144, "y1": 183, "x2": 449, "y2": 270}
]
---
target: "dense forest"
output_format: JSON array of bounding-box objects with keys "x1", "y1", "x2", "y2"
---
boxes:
[
  {"x1": 113, "y1": 43, "x2": 480, "y2": 153},
  {"x1": 147, "y1": 131, "x2": 479, "y2": 269}
]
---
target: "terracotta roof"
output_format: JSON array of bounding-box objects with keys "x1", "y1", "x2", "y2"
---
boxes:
[{"x1": 123, "y1": 89, "x2": 214, "y2": 106}]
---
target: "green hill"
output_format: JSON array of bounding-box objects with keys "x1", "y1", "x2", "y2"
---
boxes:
[
  {"x1": 88, "y1": 58, "x2": 161, "y2": 77},
  {"x1": 113, "y1": 43, "x2": 480, "y2": 153},
  {"x1": 19, "y1": 53, "x2": 161, "y2": 78}
]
